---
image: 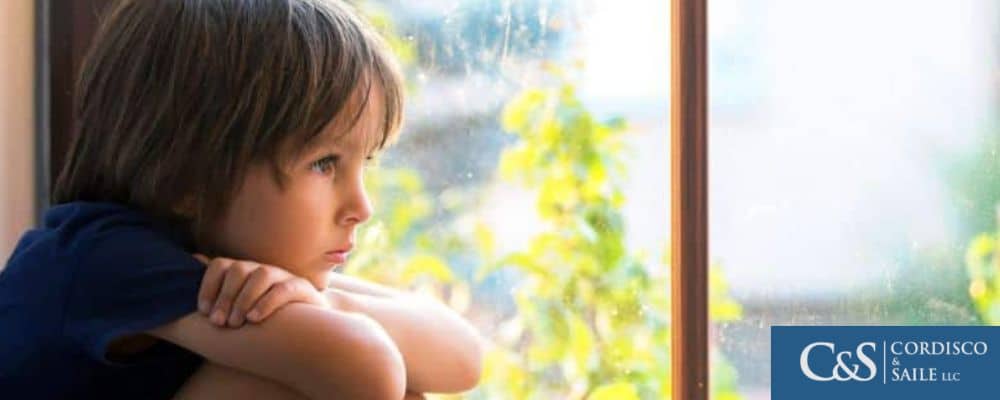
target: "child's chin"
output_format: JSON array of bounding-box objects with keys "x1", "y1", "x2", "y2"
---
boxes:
[{"x1": 303, "y1": 269, "x2": 334, "y2": 289}]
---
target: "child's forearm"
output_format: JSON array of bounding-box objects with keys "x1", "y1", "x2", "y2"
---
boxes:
[
  {"x1": 324, "y1": 287, "x2": 483, "y2": 394},
  {"x1": 325, "y1": 272, "x2": 402, "y2": 298}
]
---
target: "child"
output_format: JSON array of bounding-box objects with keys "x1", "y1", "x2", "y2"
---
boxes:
[{"x1": 0, "y1": 0, "x2": 483, "y2": 399}]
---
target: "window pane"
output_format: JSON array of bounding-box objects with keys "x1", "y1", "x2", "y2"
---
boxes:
[
  {"x1": 709, "y1": 1, "x2": 1000, "y2": 398},
  {"x1": 351, "y1": 0, "x2": 670, "y2": 397}
]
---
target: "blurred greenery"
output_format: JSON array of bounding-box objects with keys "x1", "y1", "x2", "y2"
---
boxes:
[
  {"x1": 344, "y1": 68, "x2": 745, "y2": 398},
  {"x1": 965, "y1": 231, "x2": 999, "y2": 322},
  {"x1": 356, "y1": 3, "x2": 1000, "y2": 396},
  {"x1": 957, "y1": 126, "x2": 1000, "y2": 324},
  {"x1": 348, "y1": 2, "x2": 746, "y2": 398},
  {"x1": 948, "y1": 131, "x2": 1000, "y2": 240}
]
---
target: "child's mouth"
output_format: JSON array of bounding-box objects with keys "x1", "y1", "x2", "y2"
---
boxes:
[{"x1": 324, "y1": 251, "x2": 350, "y2": 264}]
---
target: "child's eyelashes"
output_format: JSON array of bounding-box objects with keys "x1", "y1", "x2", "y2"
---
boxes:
[
  {"x1": 310, "y1": 154, "x2": 339, "y2": 175},
  {"x1": 309, "y1": 154, "x2": 377, "y2": 175}
]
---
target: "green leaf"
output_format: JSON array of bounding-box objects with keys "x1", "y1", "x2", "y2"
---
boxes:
[
  {"x1": 588, "y1": 382, "x2": 639, "y2": 400},
  {"x1": 401, "y1": 254, "x2": 454, "y2": 283},
  {"x1": 474, "y1": 222, "x2": 496, "y2": 259},
  {"x1": 568, "y1": 312, "x2": 594, "y2": 374},
  {"x1": 501, "y1": 89, "x2": 547, "y2": 134},
  {"x1": 966, "y1": 233, "x2": 996, "y2": 278}
]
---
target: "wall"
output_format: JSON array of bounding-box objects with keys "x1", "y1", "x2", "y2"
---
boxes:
[{"x1": 0, "y1": 0, "x2": 35, "y2": 263}]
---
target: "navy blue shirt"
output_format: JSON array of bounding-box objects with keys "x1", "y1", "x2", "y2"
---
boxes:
[{"x1": 0, "y1": 202, "x2": 206, "y2": 399}]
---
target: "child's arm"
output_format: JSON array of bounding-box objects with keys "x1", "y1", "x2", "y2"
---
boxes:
[
  {"x1": 149, "y1": 257, "x2": 408, "y2": 400},
  {"x1": 325, "y1": 274, "x2": 484, "y2": 394},
  {"x1": 150, "y1": 303, "x2": 406, "y2": 400},
  {"x1": 192, "y1": 254, "x2": 331, "y2": 328},
  {"x1": 187, "y1": 255, "x2": 482, "y2": 395}
]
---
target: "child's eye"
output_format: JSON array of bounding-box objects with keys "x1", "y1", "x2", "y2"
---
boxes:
[{"x1": 310, "y1": 155, "x2": 339, "y2": 175}]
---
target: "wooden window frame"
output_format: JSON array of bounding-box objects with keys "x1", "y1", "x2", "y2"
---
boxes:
[
  {"x1": 38, "y1": 1, "x2": 711, "y2": 398},
  {"x1": 672, "y1": 0, "x2": 709, "y2": 399},
  {"x1": 35, "y1": 0, "x2": 112, "y2": 220}
]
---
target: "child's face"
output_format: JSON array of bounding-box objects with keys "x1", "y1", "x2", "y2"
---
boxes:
[{"x1": 199, "y1": 87, "x2": 385, "y2": 289}]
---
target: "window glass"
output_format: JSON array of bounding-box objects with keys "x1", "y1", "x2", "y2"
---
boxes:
[
  {"x1": 351, "y1": 1, "x2": 675, "y2": 397},
  {"x1": 709, "y1": 1, "x2": 1000, "y2": 398}
]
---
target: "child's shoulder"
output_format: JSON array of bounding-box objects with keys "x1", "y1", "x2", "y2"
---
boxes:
[
  {"x1": 0, "y1": 203, "x2": 205, "y2": 392},
  {"x1": 2, "y1": 201, "x2": 193, "y2": 284},
  {"x1": 0, "y1": 202, "x2": 171, "y2": 327},
  {"x1": 43, "y1": 201, "x2": 164, "y2": 238}
]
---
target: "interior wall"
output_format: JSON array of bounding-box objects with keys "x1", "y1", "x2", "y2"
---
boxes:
[{"x1": 0, "y1": 0, "x2": 36, "y2": 263}]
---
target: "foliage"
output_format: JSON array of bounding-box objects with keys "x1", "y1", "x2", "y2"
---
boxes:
[
  {"x1": 965, "y1": 230, "x2": 1000, "y2": 324},
  {"x1": 472, "y1": 70, "x2": 743, "y2": 399},
  {"x1": 947, "y1": 132, "x2": 1000, "y2": 240},
  {"x1": 961, "y1": 122, "x2": 1000, "y2": 324},
  {"x1": 345, "y1": 67, "x2": 745, "y2": 398},
  {"x1": 348, "y1": 3, "x2": 746, "y2": 398}
]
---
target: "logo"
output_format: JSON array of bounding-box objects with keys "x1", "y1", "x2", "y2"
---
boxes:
[
  {"x1": 799, "y1": 341, "x2": 878, "y2": 382},
  {"x1": 774, "y1": 326, "x2": 999, "y2": 399}
]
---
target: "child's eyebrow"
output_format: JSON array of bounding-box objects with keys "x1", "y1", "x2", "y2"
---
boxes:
[{"x1": 307, "y1": 130, "x2": 383, "y2": 159}]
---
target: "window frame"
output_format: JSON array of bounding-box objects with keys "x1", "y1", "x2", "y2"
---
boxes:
[
  {"x1": 671, "y1": 0, "x2": 709, "y2": 398},
  {"x1": 36, "y1": 0, "x2": 112, "y2": 220}
]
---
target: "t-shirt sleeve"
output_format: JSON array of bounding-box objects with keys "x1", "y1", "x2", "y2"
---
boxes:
[{"x1": 62, "y1": 224, "x2": 205, "y2": 365}]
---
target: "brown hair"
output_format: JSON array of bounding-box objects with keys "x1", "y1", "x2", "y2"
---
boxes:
[{"x1": 53, "y1": 0, "x2": 404, "y2": 235}]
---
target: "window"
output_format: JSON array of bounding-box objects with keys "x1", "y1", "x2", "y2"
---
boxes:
[
  {"x1": 346, "y1": 0, "x2": 674, "y2": 398},
  {"x1": 710, "y1": 1, "x2": 1000, "y2": 398}
]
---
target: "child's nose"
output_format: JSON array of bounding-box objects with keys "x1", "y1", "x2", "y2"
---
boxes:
[
  {"x1": 337, "y1": 174, "x2": 373, "y2": 226},
  {"x1": 341, "y1": 194, "x2": 372, "y2": 226}
]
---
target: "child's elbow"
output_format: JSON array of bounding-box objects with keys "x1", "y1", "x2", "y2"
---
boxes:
[
  {"x1": 457, "y1": 358, "x2": 483, "y2": 392},
  {"x1": 347, "y1": 316, "x2": 407, "y2": 400},
  {"x1": 454, "y1": 335, "x2": 485, "y2": 392},
  {"x1": 358, "y1": 336, "x2": 407, "y2": 400},
  {"x1": 307, "y1": 315, "x2": 407, "y2": 400}
]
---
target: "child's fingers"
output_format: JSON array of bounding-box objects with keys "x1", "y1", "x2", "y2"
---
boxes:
[
  {"x1": 245, "y1": 280, "x2": 301, "y2": 323},
  {"x1": 211, "y1": 261, "x2": 257, "y2": 327},
  {"x1": 196, "y1": 257, "x2": 231, "y2": 315},
  {"x1": 192, "y1": 253, "x2": 210, "y2": 265},
  {"x1": 228, "y1": 268, "x2": 276, "y2": 328}
]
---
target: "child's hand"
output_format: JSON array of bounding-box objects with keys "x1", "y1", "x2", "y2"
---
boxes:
[{"x1": 193, "y1": 254, "x2": 330, "y2": 328}]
